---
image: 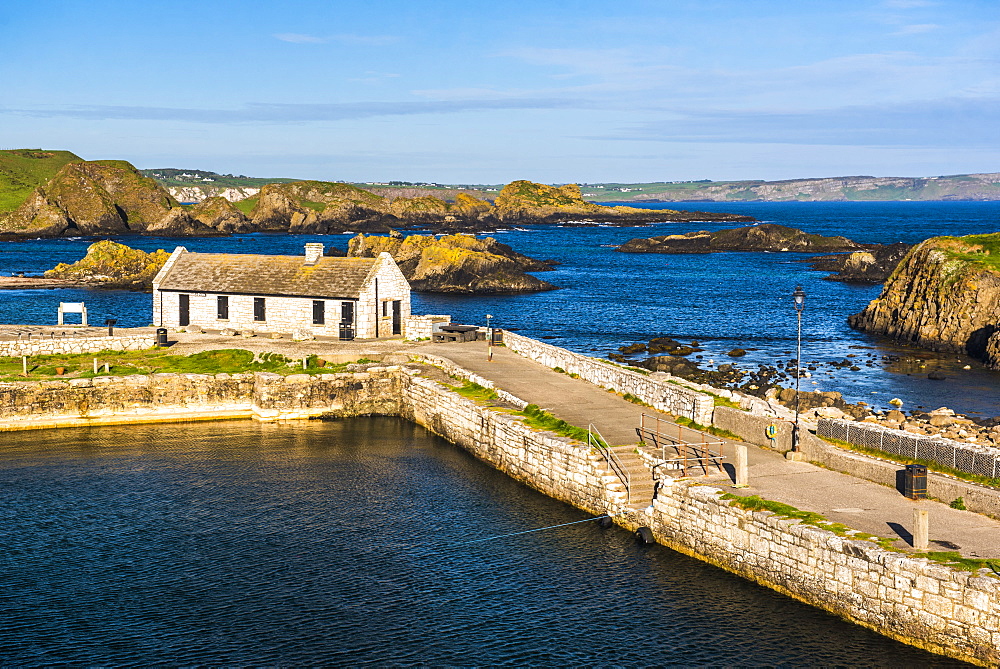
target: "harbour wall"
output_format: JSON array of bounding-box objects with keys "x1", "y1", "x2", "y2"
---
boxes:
[
  {"x1": 0, "y1": 365, "x2": 997, "y2": 664},
  {"x1": 0, "y1": 334, "x2": 157, "y2": 357},
  {"x1": 502, "y1": 331, "x2": 715, "y2": 424}
]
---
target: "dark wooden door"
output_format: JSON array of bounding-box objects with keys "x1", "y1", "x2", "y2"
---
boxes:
[
  {"x1": 392, "y1": 300, "x2": 401, "y2": 335},
  {"x1": 178, "y1": 294, "x2": 190, "y2": 326}
]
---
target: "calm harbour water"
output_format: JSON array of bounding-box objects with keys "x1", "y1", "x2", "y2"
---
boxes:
[
  {"x1": 1, "y1": 200, "x2": 999, "y2": 415},
  {"x1": 0, "y1": 418, "x2": 964, "y2": 665}
]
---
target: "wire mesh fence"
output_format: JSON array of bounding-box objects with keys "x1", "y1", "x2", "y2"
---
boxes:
[{"x1": 817, "y1": 419, "x2": 1000, "y2": 479}]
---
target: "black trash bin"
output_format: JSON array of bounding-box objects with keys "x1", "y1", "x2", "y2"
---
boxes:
[
  {"x1": 339, "y1": 323, "x2": 355, "y2": 341},
  {"x1": 904, "y1": 464, "x2": 927, "y2": 499},
  {"x1": 156, "y1": 327, "x2": 168, "y2": 346}
]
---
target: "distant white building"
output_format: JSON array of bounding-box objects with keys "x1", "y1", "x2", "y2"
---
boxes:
[{"x1": 152, "y1": 243, "x2": 410, "y2": 339}]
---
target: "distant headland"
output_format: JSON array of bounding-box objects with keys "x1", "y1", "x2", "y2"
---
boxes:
[{"x1": 0, "y1": 149, "x2": 752, "y2": 239}]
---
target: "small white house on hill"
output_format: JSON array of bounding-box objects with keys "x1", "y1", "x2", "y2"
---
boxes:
[{"x1": 152, "y1": 243, "x2": 410, "y2": 339}]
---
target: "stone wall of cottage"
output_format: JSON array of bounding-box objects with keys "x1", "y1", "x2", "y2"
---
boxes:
[
  {"x1": 154, "y1": 289, "x2": 359, "y2": 337},
  {"x1": 356, "y1": 257, "x2": 411, "y2": 339}
]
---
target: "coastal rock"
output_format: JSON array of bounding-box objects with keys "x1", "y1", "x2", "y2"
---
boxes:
[
  {"x1": 617, "y1": 224, "x2": 864, "y2": 254},
  {"x1": 43, "y1": 240, "x2": 169, "y2": 290},
  {"x1": 807, "y1": 242, "x2": 912, "y2": 283},
  {"x1": 347, "y1": 233, "x2": 557, "y2": 293},
  {"x1": 848, "y1": 233, "x2": 1000, "y2": 368},
  {"x1": 493, "y1": 180, "x2": 753, "y2": 225}
]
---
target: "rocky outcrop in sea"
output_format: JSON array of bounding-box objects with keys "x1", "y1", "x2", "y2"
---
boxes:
[
  {"x1": 616, "y1": 223, "x2": 864, "y2": 254},
  {"x1": 848, "y1": 233, "x2": 1000, "y2": 369},
  {"x1": 347, "y1": 233, "x2": 557, "y2": 294}
]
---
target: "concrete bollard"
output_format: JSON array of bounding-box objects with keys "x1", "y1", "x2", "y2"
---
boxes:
[
  {"x1": 734, "y1": 444, "x2": 749, "y2": 488},
  {"x1": 913, "y1": 507, "x2": 929, "y2": 550}
]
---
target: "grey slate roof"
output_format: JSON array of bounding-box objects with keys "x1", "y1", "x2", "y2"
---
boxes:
[{"x1": 156, "y1": 251, "x2": 378, "y2": 299}]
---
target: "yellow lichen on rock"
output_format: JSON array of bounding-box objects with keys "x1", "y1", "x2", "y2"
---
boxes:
[{"x1": 44, "y1": 240, "x2": 170, "y2": 290}]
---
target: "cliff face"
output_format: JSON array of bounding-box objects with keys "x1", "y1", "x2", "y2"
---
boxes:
[
  {"x1": 347, "y1": 233, "x2": 557, "y2": 293},
  {"x1": 0, "y1": 160, "x2": 185, "y2": 237},
  {"x1": 44, "y1": 240, "x2": 169, "y2": 290},
  {"x1": 848, "y1": 234, "x2": 1000, "y2": 367}
]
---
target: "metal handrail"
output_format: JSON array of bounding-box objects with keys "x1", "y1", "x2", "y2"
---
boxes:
[
  {"x1": 638, "y1": 413, "x2": 727, "y2": 478},
  {"x1": 588, "y1": 424, "x2": 631, "y2": 504}
]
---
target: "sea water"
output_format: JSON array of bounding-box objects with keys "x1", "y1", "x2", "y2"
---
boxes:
[
  {"x1": 0, "y1": 418, "x2": 964, "y2": 665},
  {"x1": 1, "y1": 201, "x2": 998, "y2": 415}
]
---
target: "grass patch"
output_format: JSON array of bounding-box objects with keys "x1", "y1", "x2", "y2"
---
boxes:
[
  {"x1": 819, "y1": 435, "x2": 1000, "y2": 490},
  {"x1": 622, "y1": 392, "x2": 651, "y2": 407},
  {"x1": 708, "y1": 392, "x2": 741, "y2": 409},
  {"x1": 923, "y1": 551, "x2": 1000, "y2": 574},
  {"x1": 449, "y1": 380, "x2": 499, "y2": 403},
  {"x1": 0, "y1": 349, "x2": 359, "y2": 381},
  {"x1": 675, "y1": 416, "x2": 742, "y2": 441},
  {"x1": 517, "y1": 403, "x2": 605, "y2": 446}
]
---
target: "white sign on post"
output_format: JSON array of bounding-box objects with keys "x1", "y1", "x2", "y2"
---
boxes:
[{"x1": 58, "y1": 302, "x2": 88, "y2": 326}]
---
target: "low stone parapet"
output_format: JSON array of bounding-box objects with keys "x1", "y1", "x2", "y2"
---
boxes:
[
  {"x1": 0, "y1": 334, "x2": 157, "y2": 357},
  {"x1": 502, "y1": 331, "x2": 714, "y2": 424}
]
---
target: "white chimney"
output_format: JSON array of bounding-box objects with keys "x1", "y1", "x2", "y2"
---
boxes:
[{"x1": 304, "y1": 243, "x2": 324, "y2": 265}]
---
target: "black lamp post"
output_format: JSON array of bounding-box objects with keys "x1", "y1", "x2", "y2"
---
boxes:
[{"x1": 792, "y1": 286, "x2": 806, "y2": 452}]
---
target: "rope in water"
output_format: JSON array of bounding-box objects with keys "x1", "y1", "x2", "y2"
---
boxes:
[{"x1": 453, "y1": 514, "x2": 618, "y2": 546}]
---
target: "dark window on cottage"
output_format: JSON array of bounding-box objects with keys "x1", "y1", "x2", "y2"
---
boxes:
[
  {"x1": 217, "y1": 295, "x2": 229, "y2": 320},
  {"x1": 341, "y1": 301, "x2": 354, "y2": 324},
  {"x1": 254, "y1": 297, "x2": 266, "y2": 322},
  {"x1": 382, "y1": 301, "x2": 389, "y2": 317},
  {"x1": 312, "y1": 300, "x2": 325, "y2": 325},
  {"x1": 178, "y1": 294, "x2": 190, "y2": 326}
]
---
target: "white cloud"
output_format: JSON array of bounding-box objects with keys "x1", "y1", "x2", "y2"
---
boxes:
[
  {"x1": 891, "y1": 23, "x2": 940, "y2": 36},
  {"x1": 883, "y1": 0, "x2": 936, "y2": 8},
  {"x1": 272, "y1": 33, "x2": 397, "y2": 46},
  {"x1": 274, "y1": 33, "x2": 327, "y2": 44}
]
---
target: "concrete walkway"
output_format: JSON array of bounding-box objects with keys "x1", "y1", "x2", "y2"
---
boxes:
[{"x1": 421, "y1": 340, "x2": 1000, "y2": 559}]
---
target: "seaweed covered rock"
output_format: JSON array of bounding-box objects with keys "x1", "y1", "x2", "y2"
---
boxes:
[
  {"x1": 807, "y1": 242, "x2": 912, "y2": 283},
  {"x1": 617, "y1": 223, "x2": 864, "y2": 254},
  {"x1": 347, "y1": 233, "x2": 557, "y2": 293},
  {"x1": 44, "y1": 240, "x2": 169, "y2": 290}
]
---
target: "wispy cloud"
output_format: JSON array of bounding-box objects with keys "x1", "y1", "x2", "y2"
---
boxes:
[
  {"x1": 594, "y1": 97, "x2": 1000, "y2": 148},
  {"x1": 891, "y1": 23, "x2": 939, "y2": 36},
  {"x1": 0, "y1": 98, "x2": 582, "y2": 124},
  {"x1": 273, "y1": 32, "x2": 398, "y2": 46},
  {"x1": 274, "y1": 33, "x2": 327, "y2": 44},
  {"x1": 883, "y1": 0, "x2": 936, "y2": 8}
]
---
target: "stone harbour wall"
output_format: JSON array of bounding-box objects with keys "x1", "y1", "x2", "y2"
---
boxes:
[
  {"x1": 0, "y1": 368, "x2": 408, "y2": 428},
  {"x1": 503, "y1": 331, "x2": 714, "y2": 424},
  {"x1": 0, "y1": 334, "x2": 157, "y2": 357},
  {"x1": 646, "y1": 480, "x2": 1000, "y2": 665},
  {"x1": 0, "y1": 362, "x2": 997, "y2": 664}
]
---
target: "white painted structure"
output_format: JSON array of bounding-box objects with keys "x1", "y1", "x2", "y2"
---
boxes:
[{"x1": 152, "y1": 244, "x2": 410, "y2": 339}]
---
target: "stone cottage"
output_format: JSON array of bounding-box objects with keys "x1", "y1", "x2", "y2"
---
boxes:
[{"x1": 152, "y1": 243, "x2": 410, "y2": 339}]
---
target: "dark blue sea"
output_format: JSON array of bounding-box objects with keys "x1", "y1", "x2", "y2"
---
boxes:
[
  {"x1": 1, "y1": 201, "x2": 999, "y2": 415},
  {"x1": 0, "y1": 418, "x2": 965, "y2": 665}
]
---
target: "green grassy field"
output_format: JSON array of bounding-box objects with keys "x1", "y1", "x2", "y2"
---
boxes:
[
  {"x1": 0, "y1": 149, "x2": 83, "y2": 213},
  {"x1": 141, "y1": 168, "x2": 298, "y2": 189}
]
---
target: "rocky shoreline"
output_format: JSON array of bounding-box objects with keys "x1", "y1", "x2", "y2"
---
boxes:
[{"x1": 609, "y1": 334, "x2": 1000, "y2": 447}]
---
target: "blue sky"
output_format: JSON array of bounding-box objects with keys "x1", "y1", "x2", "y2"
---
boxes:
[{"x1": 1, "y1": 0, "x2": 997, "y2": 182}]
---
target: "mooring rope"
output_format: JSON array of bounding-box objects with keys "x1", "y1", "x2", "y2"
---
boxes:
[{"x1": 453, "y1": 513, "x2": 618, "y2": 546}]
